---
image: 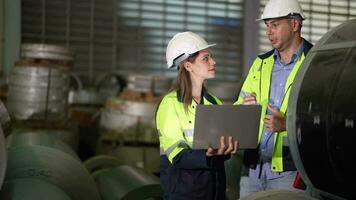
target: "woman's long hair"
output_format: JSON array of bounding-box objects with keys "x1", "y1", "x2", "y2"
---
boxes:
[
  {"x1": 155, "y1": 52, "x2": 200, "y2": 123},
  {"x1": 171, "y1": 52, "x2": 199, "y2": 112}
]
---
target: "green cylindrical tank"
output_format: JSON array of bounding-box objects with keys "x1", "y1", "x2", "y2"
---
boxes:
[
  {"x1": 0, "y1": 178, "x2": 71, "y2": 200},
  {"x1": 10, "y1": 127, "x2": 79, "y2": 153},
  {"x1": 4, "y1": 133, "x2": 101, "y2": 200},
  {"x1": 93, "y1": 165, "x2": 163, "y2": 200},
  {"x1": 6, "y1": 131, "x2": 79, "y2": 160},
  {"x1": 84, "y1": 155, "x2": 122, "y2": 174}
]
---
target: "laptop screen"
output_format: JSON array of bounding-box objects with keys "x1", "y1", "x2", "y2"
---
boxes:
[{"x1": 193, "y1": 104, "x2": 261, "y2": 149}]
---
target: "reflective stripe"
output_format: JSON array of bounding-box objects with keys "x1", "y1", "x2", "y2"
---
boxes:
[
  {"x1": 183, "y1": 129, "x2": 193, "y2": 147},
  {"x1": 183, "y1": 129, "x2": 194, "y2": 137},
  {"x1": 165, "y1": 139, "x2": 188, "y2": 156}
]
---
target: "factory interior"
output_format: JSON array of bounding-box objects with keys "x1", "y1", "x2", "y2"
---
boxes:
[{"x1": 0, "y1": 0, "x2": 355, "y2": 199}]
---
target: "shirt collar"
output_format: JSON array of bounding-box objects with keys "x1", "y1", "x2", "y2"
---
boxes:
[{"x1": 273, "y1": 39, "x2": 304, "y2": 65}]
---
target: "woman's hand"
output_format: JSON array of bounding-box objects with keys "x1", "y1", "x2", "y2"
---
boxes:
[{"x1": 206, "y1": 136, "x2": 238, "y2": 157}]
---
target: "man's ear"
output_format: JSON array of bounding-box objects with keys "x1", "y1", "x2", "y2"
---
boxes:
[{"x1": 292, "y1": 19, "x2": 300, "y2": 32}]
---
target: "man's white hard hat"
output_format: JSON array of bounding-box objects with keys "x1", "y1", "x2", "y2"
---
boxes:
[
  {"x1": 257, "y1": 0, "x2": 305, "y2": 21},
  {"x1": 166, "y1": 31, "x2": 215, "y2": 69}
]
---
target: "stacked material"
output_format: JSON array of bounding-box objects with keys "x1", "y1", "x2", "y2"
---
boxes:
[{"x1": 7, "y1": 44, "x2": 73, "y2": 121}]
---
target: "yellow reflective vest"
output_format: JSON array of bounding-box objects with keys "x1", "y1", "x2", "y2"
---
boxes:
[
  {"x1": 234, "y1": 39, "x2": 313, "y2": 172},
  {"x1": 156, "y1": 89, "x2": 228, "y2": 199},
  {"x1": 156, "y1": 89, "x2": 221, "y2": 162}
]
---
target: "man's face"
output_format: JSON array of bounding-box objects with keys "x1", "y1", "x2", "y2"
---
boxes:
[{"x1": 264, "y1": 18, "x2": 296, "y2": 51}]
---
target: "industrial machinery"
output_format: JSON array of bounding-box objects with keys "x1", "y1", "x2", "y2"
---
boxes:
[{"x1": 287, "y1": 19, "x2": 356, "y2": 200}]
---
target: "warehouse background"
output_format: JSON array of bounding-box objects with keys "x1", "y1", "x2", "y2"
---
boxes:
[
  {"x1": 1, "y1": 0, "x2": 355, "y2": 86},
  {"x1": 0, "y1": 0, "x2": 356, "y2": 200}
]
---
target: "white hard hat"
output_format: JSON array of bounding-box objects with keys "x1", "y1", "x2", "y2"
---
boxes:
[
  {"x1": 257, "y1": 0, "x2": 305, "y2": 21},
  {"x1": 166, "y1": 31, "x2": 215, "y2": 69}
]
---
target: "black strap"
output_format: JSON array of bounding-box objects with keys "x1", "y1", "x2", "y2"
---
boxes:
[{"x1": 202, "y1": 87, "x2": 218, "y2": 105}]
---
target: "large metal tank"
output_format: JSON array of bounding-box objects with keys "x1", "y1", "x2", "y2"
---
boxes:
[
  {"x1": 7, "y1": 44, "x2": 73, "y2": 121},
  {"x1": 0, "y1": 178, "x2": 71, "y2": 200},
  {"x1": 98, "y1": 97, "x2": 160, "y2": 173},
  {"x1": 7, "y1": 130, "x2": 79, "y2": 157},
  {"x1": 7, "y1": 65, "x2": 70, "y2": 120},
  {"x1": 93, "y1": 165, "x2": 163, "y2": 200},
  {"x1": 288, "y1": 19, "x2": 356, "y2": 200},
  {"x1": 100, "y1": 97, "x2": 157, "y2": 143},
  {"x1": 21, "y1": 44, "x2": 74, "y2": 62},
  {"x1": 3, "y1": 131, "x2": 101, "y2": 200}
]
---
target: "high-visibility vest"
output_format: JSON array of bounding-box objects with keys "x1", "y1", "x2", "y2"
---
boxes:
[
  {"x1": 234, "y1": 39, "x2": 313, "y2": 172},
  {"x1": 156, "y1": 89, "x2": 221, "y2": 163}
]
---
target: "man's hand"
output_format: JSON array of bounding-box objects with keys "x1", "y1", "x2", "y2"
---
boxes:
[
  {"x1": 243, "y1": 92, "x2": 257, "y2": 105},
  {"x1": 264, "y1": 104, "x2": 286, "y2": 132},
  {"x1": 206, "y1": 136, "x2": 239, "y2": 157}
]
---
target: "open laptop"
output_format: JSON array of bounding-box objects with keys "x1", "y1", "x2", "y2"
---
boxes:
[{"x1": 193, "y1": 104, "x2": 261, "y2": 149}]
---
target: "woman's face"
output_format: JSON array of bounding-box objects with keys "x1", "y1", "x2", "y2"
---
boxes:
[{"x1": 186, "y1": 48, "x2": 216, "y2": 81}]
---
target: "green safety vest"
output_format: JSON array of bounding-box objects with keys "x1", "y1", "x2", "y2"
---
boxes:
[
  {"x1": 234, "y1": 40, "x2": 312, "y2": 172},
  {"x1": 156, "y1": 90, "x2": 221, "y2": 163}
]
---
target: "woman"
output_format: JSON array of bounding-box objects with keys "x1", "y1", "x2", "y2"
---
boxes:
[{"x1": 156, "y1": 31, "x2": 239, "y2": 200}]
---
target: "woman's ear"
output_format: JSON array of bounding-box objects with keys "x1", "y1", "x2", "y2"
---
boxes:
[{"x1": 184, "y1": 62, "x2": 193, "y2": 72}]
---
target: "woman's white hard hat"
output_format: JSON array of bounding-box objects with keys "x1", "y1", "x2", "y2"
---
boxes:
[
  {"x1": 257, "y1": 0, "x2": 305, "y2": 21},
  {"x1": 166, "y1": 31, "x2": 215, "y2": 69}
]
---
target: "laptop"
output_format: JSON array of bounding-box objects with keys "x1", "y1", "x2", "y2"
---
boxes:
[{"x1": 193, "y1": 104, "x2": 261, "y2": 149}]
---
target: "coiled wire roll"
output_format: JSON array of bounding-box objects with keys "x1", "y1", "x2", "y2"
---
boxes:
[{"x1": 5, "y1": 132, "x2": 100, "y2": 200}]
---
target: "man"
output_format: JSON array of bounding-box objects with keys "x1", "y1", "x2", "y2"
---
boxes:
[{"x1": 234, "y1": 0, "x2": 313, "y2": 197}]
